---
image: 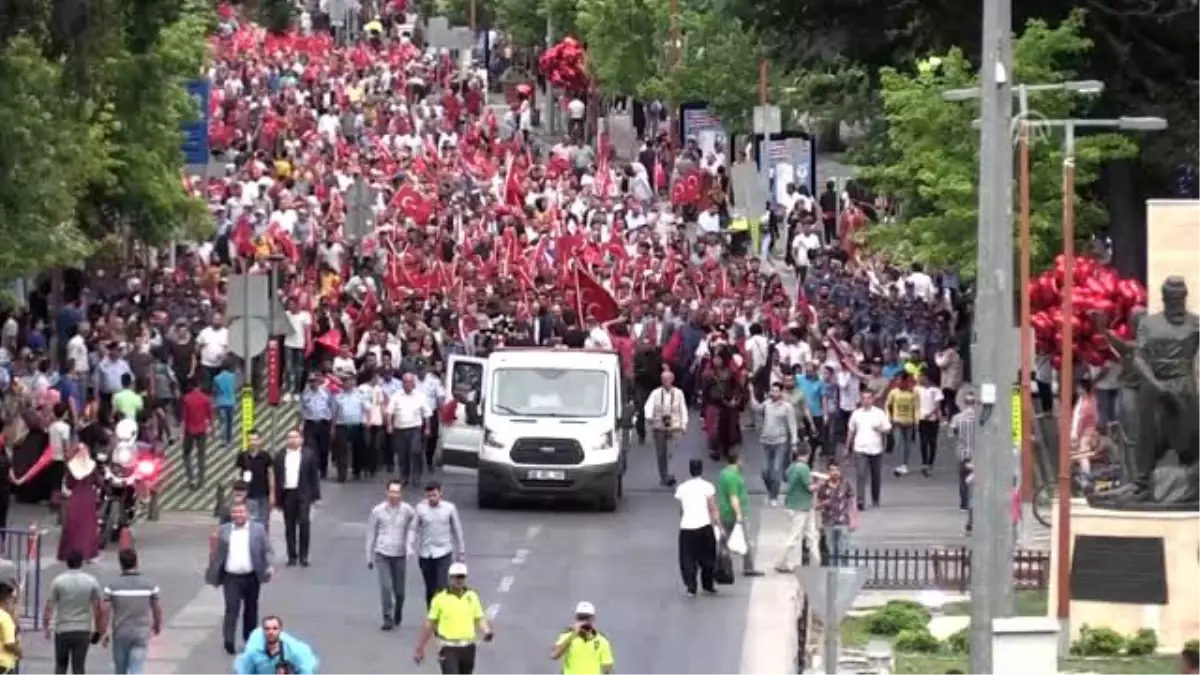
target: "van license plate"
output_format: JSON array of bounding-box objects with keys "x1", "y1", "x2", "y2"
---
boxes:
[{"x1": 527, "y1": 470, "x2": 566, "y2": 480}]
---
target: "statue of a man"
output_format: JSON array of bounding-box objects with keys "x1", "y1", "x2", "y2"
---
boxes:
[{"x1": 1092, "y1": 276, "x2": 1199, "y2": 508}]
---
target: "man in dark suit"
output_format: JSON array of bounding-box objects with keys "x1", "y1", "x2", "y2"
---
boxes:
[
  {"x1": 205, "y1": 502, "x2": 273, "y2": 655},
  {"x1": 273, "y1": 427, "x2": 322, "y2": 567}
]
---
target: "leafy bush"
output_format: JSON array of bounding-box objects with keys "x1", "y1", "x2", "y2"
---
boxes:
[
  {"x1": 1070, "y1": 624, "x2": 1125, "y2": 656},
  {"x1": 946, "y1": 627, "x2": 969, "y2": 654},
  {"x1": 894, "y1": 627, "x2": 941, "y2": 653},
  {"x1": 1186, "y1": 639, "x2": 1199, "y2": 653},
  {"x1": 865, "y1": 602, "x2": 932, "y2": 636},
  {"x1": 1124, "y1": 629, "x2": 1158, "y2": 656}
]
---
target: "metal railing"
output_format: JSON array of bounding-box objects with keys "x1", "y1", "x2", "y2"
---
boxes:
[
  {"x1": 832, "y1": 547, "x2": 1050, "y2": 592},
  {"x1": 0, "y1": 525, "x2": 45, "y2": 627}
]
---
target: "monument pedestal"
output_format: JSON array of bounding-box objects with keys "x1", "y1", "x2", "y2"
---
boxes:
[{"x1": 1049, "y1": 499, "x2": 1199, "y2": 651}]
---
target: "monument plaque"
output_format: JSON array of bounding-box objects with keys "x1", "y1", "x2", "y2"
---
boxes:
[{"x1": 1069, "y1": 534, "x2": 1168, "y2": 605}]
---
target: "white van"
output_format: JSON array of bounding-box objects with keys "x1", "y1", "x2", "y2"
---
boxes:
[{"x1": 438, "y1": 348, "x2": 628, "y2": 511}]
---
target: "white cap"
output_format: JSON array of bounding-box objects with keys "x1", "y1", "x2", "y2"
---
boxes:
[
  {"x1": 574, "y1": 601, "x2": 596, "y2": 616},
  {"x1": 448, "y1": 562, "x2": 469, "y2": 577}
]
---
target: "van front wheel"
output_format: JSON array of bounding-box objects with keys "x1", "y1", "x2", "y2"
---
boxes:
[
  {"x1": 596, "y1": 473, "x2": 621, "y2": 512},
  {"x1": 477, "y1": 477, "x2": 503, "y2": 510}
]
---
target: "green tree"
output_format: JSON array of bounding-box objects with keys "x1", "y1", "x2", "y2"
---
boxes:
[
  {"x1": 637, "y1": 7, "x2": 764, "y2": 133},
  {"x1": 0, "y1": 38, "x2": 105, "y2": 278},
  {"x1": 0, "y1": 0, "x2": 211, "y2": 279},
  {"x1": 858, "y1": 12, "x2": 1138, "y2": 276},
  {"x1": 575, "y1": 0, "x2": 668, "y2": 97}
]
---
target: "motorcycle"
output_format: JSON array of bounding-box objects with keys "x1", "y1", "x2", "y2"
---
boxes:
[{"x1": 95, "y1": 441, "x2": 162, "y2": 547}]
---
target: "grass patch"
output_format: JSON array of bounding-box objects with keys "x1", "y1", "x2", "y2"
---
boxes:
[
  {"x1": 942, "y1": 589, "x2": 1048, "y2": 617},
  {"x1": 894, "y1": 655, "x2": 1178, "y2": 674}
]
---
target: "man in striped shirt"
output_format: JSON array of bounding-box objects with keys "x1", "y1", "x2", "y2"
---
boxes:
[{"x1": 949, "y1": 390, "x2": 978, "y2": 532}]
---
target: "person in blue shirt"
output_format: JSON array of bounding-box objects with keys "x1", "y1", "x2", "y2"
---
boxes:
[
  {"x1": 881, "y1": 347, "x2": 904, "y2": 382},
  {"x1": 212, "y1": 361, "x2": 239, "y2": 446},
  {"x1": 331, "y1": 376, "x2": 367, "y2": 482},
  {"x1": 233, "y1": 617, "x2": 318, "y2": 674},
  {"x1": 795, "y1": 362, "x2": 827, "y2": 459},
  {"x1": 54, "y1": 363, "x2": 84, "y2": 417}
]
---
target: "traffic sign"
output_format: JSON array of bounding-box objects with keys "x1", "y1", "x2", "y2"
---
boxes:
[
  {"x1": 182, "y1": 80, "x2": 211, "y2": 167},
  {"x1": 796, "y1": 565, "x2": 868, "y2": 624},
  {"x1": 732, "y1": 161, "x2": 768, "y2": 219},
  {"x1": 227, "y1": 275, "x2": 271, "y2": 319},
  {"x1": 228, "y1": 317, "x2": 269, "y2": 360},
  {"x1": 753, "y1": 105, "x2": 782, "y2": 136}
]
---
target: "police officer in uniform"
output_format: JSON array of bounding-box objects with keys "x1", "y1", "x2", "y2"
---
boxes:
[
  {"x1": 300, "y1": 374, "x2": 333, "y2": 478},
  {"x1": 414, "y1": 562, "x2": 494, "y2": 674}
]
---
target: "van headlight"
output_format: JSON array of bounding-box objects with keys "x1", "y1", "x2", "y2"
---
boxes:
[
  {"x1": 483, "y1": 428, "x2": 505, "y2": 449},
  {"x1": 592, "y1": 431, "x2": 614, "y2": 451}
]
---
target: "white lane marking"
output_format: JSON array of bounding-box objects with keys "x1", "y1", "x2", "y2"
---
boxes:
[
  {"x1": 739, "y1": 506, "x2": 800, "y2": 674},
  {"x1": 486, "y1": 603, "x2": 501, "y2": 619},
  {"x1": 511, "y1": 548, "x2": 529, "y2": 566},
  {"x1": 497, "y1": 575, "x2": 515, "y2": 593},
  {"x1": 525, "y1": 524, "x2": 542, "y2": 540}
]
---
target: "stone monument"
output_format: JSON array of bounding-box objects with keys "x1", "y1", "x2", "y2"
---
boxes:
[{"x1": 1051, "y1": 276, "x2": 1200, "y2": 652}]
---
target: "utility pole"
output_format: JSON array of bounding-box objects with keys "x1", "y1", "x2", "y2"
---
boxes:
[
  {"x1": 969, "y1": 0, "x2": 1015, "y2": 667},
  {"x1": 543, "y1": 14, "x2": 555, "y2": 136}
]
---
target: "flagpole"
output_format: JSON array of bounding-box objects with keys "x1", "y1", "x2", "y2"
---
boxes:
[{"x1": 573, "y1": 260, "x2": 583, "y2": 321}]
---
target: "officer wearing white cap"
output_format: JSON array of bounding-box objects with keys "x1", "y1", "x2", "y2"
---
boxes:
[
  {"x1": 414, "y1": 562, "x2": 493, "y2": 674},
  {"x1": 551, "y1": 601, "x2": 614, "y2": 674}
]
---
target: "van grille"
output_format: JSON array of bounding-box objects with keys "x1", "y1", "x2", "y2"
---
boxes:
[{"x1": 510, "y1": 438, "x2": 585, "y2": 466}]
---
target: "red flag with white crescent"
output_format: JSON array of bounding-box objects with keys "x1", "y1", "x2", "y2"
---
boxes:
[{"x1": 572, "y1": 264, "x2": 620, "y2": 323}]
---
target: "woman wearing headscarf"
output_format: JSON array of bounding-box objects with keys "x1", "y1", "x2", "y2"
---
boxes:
[{"x1": 58, "y1": 443, "x2": 100, "y2": 562}]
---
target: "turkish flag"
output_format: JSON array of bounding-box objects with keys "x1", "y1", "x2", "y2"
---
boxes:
[
  {"x1": 572, "y1": 265, "x2": 620, "y2": 323},
  {"x1": 392, "y1": 184, "x2": 433, "y2": 224},
  {"x1": 670, "y1": 169, "x2": 703, "y2": 207}
]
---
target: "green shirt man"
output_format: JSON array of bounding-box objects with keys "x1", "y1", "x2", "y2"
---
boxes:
[
  {"x1": 782, "y1": 461, "x2": 814, "y2": 511},
  {"x1": 112, "y1": 388, "x2": 144, "y2": 421},
  {"x1": 716, "y1": 463, "x2": 749, "y2": 525}
]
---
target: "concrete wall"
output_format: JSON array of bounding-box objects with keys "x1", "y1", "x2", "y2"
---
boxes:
[{"x1": 1145, "y1": 199, "x2": 1200, "y2": 314}]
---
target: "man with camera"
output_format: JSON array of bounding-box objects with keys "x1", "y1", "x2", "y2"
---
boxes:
[
  {"x1": 551, "y1": 601, "x2": 614, "y2": 675},
  {"x1": 643, "y1": 369, "x2": 689, "y2": 487}
]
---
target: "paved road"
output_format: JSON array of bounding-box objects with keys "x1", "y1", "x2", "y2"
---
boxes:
[{"x1": 15, "y1": 410, "x2": 985, "y2": 674}]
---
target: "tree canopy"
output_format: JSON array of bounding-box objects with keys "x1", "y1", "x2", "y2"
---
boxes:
[
  {"x1": 858, "y1": 12, "x2": 1137, "y2": 276},
  {"x1": 0, "y1": 0, "x2": 211, "y2": 280}
]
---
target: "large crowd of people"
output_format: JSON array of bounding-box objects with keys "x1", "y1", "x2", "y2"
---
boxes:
[{"x1": 0, "y1": 6, "x2": 992, "y2": 672}]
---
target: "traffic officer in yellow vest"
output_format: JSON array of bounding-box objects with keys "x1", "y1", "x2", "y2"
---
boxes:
[
  {"x1": 728, "y1": 211, "x2": 752, "y2": 258},
  {"x1": 551, "y1": 601, "x2": 614, "y2": 675},
  {"x1": 413, "y1": 562, "x2": 494, "y2": 674}
]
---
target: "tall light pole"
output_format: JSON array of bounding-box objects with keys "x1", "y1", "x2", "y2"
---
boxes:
[
  {"x1": 1019, "y1": 114, "x2": 1168, "y2": 654},
  {"x1": 942, "y1": 79, "x2": 1104, "y2": 505}
]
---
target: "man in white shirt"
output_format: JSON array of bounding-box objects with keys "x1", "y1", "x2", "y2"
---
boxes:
[
  {"x1": 905, "y1": 263, "x2": 936, "y2": 303},
  {"x1": 567, "y1": 97, "x2": 586, "y2": 141},
  {"x1": 791, "y1": 225, "x2": 822, "y2": 283},
  {"x1": 386, "y1": 373, "x2": 432, "y2": 486},
  {"x1": 673, "y1": 459, "x2": 719, "y2": 596},
  {"x1": 284, "y1": 301, "x2": 312, "y2": 397},
  {"x1": 420, "y1": 368, "x2": 446, "y2": 475},
  {"x1": 584, "y1": 318, "x2": 613, "y2": 351},
  {"x1": 643, "y1": 370, "x2": 689, "y2": 487},
  {"x1": 697, "y1": 205, "x2": 721, "y2": 236},
  {"x1": 196, "y1": 313, "x2": 230, "y2": 385},
  {"x1": 846, "y1": 390, "x2": 891, "y2": 510},
  {"x1": 776, "y1": 330, "x2": 812, "y2": 370}
]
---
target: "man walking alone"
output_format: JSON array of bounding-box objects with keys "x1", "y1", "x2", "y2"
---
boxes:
[
  {"x1": 673, "y1": 460, "x2": 720, "y2": 596},
  {"x1": 643, "y1": 370, "x2": 688, "y2": 487},
  {"x1": 366, "y1": 480, "x2": 416, "y2": 631}
]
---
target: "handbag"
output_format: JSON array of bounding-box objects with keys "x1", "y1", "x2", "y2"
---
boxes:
[{"x1": 715, "y1": 541, "x2": 735, "y2": 585}]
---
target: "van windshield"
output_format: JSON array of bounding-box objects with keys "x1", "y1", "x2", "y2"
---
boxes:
[{"x1": 490, "y1": 368, "x2": 609, "y2": 418}]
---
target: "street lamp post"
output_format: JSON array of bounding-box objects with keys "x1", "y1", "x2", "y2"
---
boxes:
[
  {"x1": 1024, "y1": 115, "x2": 1168, "y2": 654},
  {"x1": 941, "y1": 78, "x2": 1099, "y2": 674}
]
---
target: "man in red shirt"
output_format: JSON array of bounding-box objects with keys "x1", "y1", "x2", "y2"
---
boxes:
[{"x1": 179, "y1": 381, "x2": 214, "y2": 488}]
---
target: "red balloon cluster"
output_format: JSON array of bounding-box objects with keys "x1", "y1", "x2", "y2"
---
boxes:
[
  {"x1": 1029, "y1": 255, "x2": 1148, "y2": 369},
  {"x1": 538, "y1": 37, "x2": 591, "y2": 96}
]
